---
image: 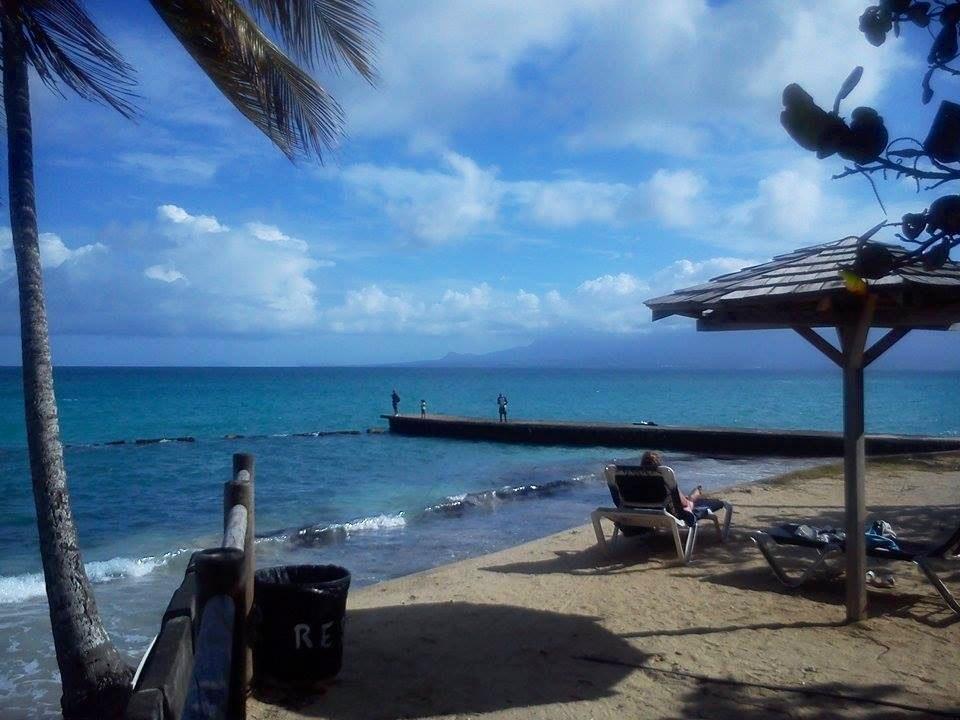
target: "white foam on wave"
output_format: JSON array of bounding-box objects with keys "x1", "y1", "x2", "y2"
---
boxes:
[
  {"x1": 0, "y1": 549, "x2": 188, "y2": 605},
  {"x1": 343, "y1": 513, "x2": 406, "y2": 533}
]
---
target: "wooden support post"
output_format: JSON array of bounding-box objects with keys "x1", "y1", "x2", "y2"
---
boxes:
[
  {"x1": 838, "y1": 296, "x2": 875, "y2": 623},
  {"x1": 224, "y1": 453, "x2": 254, "y2": 718},
  {"x1": 841, "y1": 359, "x2": 867, "y2": 621},
  {"x1": 186, "y1": 547, "x2": 244, "y2": 720}
]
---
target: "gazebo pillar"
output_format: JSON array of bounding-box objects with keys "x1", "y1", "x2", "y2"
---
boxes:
[
  {"x1": 840, "y1": 338, "x2": 867, "y2": 620},
  {"x1": 837, "y1": 296, "x2": 874, "y2": 622}
]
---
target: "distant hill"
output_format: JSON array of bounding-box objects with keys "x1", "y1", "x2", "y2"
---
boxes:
[{"x1": 401, "y1": 328, "x2": 960, "y2": 371}]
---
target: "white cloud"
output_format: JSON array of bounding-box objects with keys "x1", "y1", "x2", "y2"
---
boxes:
[
  {"x1": 334, "y1": 0, "x2": 907, "y2": 157},
  {"x1": 727, "y1": 163, "x2": 824, "y2": 240},
  {"x1": 644, "y1": 170, "x2": 706, "y2": 229},
  {"x1": 515, "y1": 180, "x2": 630, "y2": 227},
  {"x1": 4, "y1": 207, "x2": 326, "y2": 336},
  {"x1": 157, "y1": 205, "x2": 228, "y2": 234},
  {"x1": 323, "y1": 256, "x2": 750, "y2": 336},
  {"x1": 144, "y1": 264, "x2": 186, "y2": 283},
  {"x1": 245, "y1": 222, "x2": 309, "y2": 252},
  {"x1": 577, "y1": 273, "x2": 646, "y2": 297},
  {"x1": 340, "y1": 151, "x2": 501, "y2": 244},
  {"x1": 0, "y1": 229, "x2": 105, "y2": 272},
  {"x1": 340, "y1": 150, "x2": 708, "y2": 236},
  {"x1": 38, "y1": 233, "x2": 105, "y2": 269},
  {"x1": 149, "y1": 207, "x2": 319, "y2": 331}
]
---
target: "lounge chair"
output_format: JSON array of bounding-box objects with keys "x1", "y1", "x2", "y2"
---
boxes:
[
  {"x1": 591, "y1": 464, "x2": 733, "y2": 563},
  {"x1": 751, "y1": 523, "x2": 960, "y2": 615}
]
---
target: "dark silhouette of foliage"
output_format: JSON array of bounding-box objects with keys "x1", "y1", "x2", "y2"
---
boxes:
[{"x1": 782, "y1": 1, "x2": 960, "y2": 279}]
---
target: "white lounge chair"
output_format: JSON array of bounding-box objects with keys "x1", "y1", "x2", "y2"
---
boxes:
[{"x1": 591, "y1": 464, "x2": 733, "y2": 563}]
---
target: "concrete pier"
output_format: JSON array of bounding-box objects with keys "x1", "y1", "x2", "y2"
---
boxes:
[{"x1": 381, "y1": 414, "x2": 960, "y2": 457}]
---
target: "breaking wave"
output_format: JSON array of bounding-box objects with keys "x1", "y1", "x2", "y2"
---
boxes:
[
  {"x1": 0, "y1": 549, "x2": 189, "y2": 605},
  {"x1": 266, "y1": 513, "x2": 408, "y2": 548},
  {"x1": 263, "y1": 471, "x2": 597, "y2": 548}
]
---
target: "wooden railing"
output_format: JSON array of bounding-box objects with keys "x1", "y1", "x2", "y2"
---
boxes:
[{"x1": 125, "y1": 453, "x2": 256, "y2": 720}]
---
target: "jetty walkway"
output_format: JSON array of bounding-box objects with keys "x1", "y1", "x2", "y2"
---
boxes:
[{"x1": 381, "y1": 414, "x2": 960, "y2": 457}]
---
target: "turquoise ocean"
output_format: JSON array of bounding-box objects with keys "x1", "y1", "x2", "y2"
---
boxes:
[{"x1": 0, "y1": 366, "x2": 957, "y2": 718}]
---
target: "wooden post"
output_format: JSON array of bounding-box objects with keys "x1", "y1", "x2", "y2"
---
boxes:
[
  {"x1": 841, "y1": 358, "x2": 867, "y2": 621},
  {"x1": 224, "y1": 453, "x2": 255, "y2": 718},
  {"x1": 186, "y1": 547, "x2": 244, "y2": 720},
  {"x1": 838, "y1": 297, "x2": 874, "y2": 622}
]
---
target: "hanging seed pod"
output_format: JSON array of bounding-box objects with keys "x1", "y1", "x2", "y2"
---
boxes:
[
  {"x1": 860, "y1": 6, "x2": 893, "y2": 45},
  {"x1": 902, "y1": 212, "x2": 927, "y2": 240},
  {"x1": 923, "y1": 100, "x2": 960, "y2": 162},
  {"x1": 781, "y1": 84, "x2": 832, "y2": 152},
  {"x1": 922, "y1": 240, "x2": 951, "y2": 270},
  {"x1": 942, "y1": 4, "x2": 960, "y2": 25},
  {"x1": 839, "y1": 107, "x2": 888, "y2": 163},
  {"x1": 926, "y1": 195, "x2": 960, "y2": 234},
  {"x1": 929, "y1": 21, "x2": 959, "y2": 64}
]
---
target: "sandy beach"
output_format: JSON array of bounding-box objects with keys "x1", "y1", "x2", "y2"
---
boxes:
[{"x1": 250, "y1": 454, "x2": 960, "y2": 720}]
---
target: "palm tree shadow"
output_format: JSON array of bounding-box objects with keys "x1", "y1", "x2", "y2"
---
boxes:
[
  {"x1": 481, "y1": 531, "x2": 740, "y2": 576},
  {"x1": 253, "y1": 601, "x2": 649, "y2": 719},
  {"x1": 673, "y1": 672, "x2": 957, "y2": 719}
]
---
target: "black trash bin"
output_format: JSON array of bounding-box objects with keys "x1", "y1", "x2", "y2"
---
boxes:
[{"x1": 253, "y1": 565, "x2": 351, "y2": 687}]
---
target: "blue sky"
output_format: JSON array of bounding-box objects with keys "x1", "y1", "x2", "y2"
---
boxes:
[{"x1": 0, "y1": 0, "x2": 956, "y2": 365}]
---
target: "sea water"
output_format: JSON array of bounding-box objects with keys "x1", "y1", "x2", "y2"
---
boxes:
[{"x1": 0, "y1": 366, "x2": 957, "y2": 718}]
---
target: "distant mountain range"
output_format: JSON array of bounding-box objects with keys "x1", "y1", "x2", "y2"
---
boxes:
[{"x1": 400, "y1": 328, "x2": 960, "y2": 371}]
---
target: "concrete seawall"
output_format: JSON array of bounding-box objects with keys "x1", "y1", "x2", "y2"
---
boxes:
[{"x1": 382, "y1": 414, "x2": 960, "y2": 457}]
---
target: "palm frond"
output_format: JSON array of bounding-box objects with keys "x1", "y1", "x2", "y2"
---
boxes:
[
  {"x1": 150, "y1": 0, "x2": 345, "y2": 162},
  {"x1": 241, "y1": 0, "x2": 378, "y2": 82},
  {"x1": 9, "y1": 0, "x2": 137, "y2": 117}
]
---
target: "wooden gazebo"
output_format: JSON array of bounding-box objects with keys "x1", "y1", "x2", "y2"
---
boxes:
[{"x1": 645, "y1": 235, "x2": 960, "y2": 621}]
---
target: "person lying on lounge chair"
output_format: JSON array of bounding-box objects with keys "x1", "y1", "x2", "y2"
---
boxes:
[
  {"x1": 592, "y1": 452, "x2": 733, "y2": 561},
  {"x1": 636, "y1": 451, "x2": 719, "y2": 522}
]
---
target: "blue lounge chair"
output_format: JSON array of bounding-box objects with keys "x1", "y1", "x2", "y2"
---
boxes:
[{"x1": 751, "y1": 522, "x2": 960, "y2": 615}]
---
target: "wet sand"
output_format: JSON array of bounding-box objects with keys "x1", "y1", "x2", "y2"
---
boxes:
[{"x1": 250, "y1": 454, "x2": 960, "y2": 720}]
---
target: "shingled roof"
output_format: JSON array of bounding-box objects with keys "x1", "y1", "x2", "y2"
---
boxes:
[{"x1": 645, "y1": 236, "x2": 960, "y2": 330}]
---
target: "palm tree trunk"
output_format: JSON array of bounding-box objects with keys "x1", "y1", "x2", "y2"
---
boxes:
[{"x1": 1, "y1": 17, "x2": 132, "y2": 720}]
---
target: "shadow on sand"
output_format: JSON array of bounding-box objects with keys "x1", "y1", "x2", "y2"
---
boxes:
[{"x1": 253, "y1": 601, "x2": 648, "y2": 719}]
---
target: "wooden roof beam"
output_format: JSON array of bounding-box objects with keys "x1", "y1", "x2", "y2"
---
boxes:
[
  {"x1": 863, "y1": 328, "x2": 910, "y2": 368},
  {"x1": 793, "y1": 327, "x2": 843, "y2": 367}
]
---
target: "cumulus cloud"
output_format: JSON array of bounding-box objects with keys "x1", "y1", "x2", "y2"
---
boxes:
[
  {"x1": 577, "y1": 273, "x2": 646, "y2": 297},
  {"x1": 39, "y1": 233, "x2": 106, "y2": 268},
  {"x1": 0, "y1": 229, "x2": 105, "y2": 273},
  {"x1": 340, "y1": 150, "x2": 708, "y2": 237},
  {"x1": 340, "y1": 151, "x2": 501, "y2": 244},
  {"x1": 333, "y1": 0, "x2": 906, "y2": 156},
  {"x1": 150, "y1": 205, "x2": 320, "y2": 331},
  {"x1": 0, "y1": 207, "x2": 337, "y2": 337},
  {"x1": 323, "y1": 256, "x2": 749, "y2": 337},
  {"x1": 158, "y1": 204, "x2": 228, "y2": 234},
  {"x1": 144, "y1": 264, "x2": 186, "y2": 283}
]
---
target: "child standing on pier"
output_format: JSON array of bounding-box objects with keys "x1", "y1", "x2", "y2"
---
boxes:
[
  {"x1": 420, "y1": 399, "x2": 427, "y2": 418},
  {"x1": 497, "y1": 393, "x2": 508, "y2": 422}
]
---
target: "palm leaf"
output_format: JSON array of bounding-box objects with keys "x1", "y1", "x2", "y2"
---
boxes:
[
  {"x1": 149, "y1": 0, "x2": 346, "y2": 161},
  {"x1": 6, "y1": 0, "x2": 137, "y2": 117},
  {"x1": 241, "y1": 0, "x2": 378, "y2": 81}
]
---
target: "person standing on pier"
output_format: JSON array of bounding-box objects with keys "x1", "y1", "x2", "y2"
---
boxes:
[
  {"x1": 420, "y1": 399, "x2": 427, "y2": 418},
  {"x1": 391, "y1": 389, "x2": 400, "y2": 416},
  {"x1": 497, "y1": 393, "x2": 508, "y2": 422}
]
